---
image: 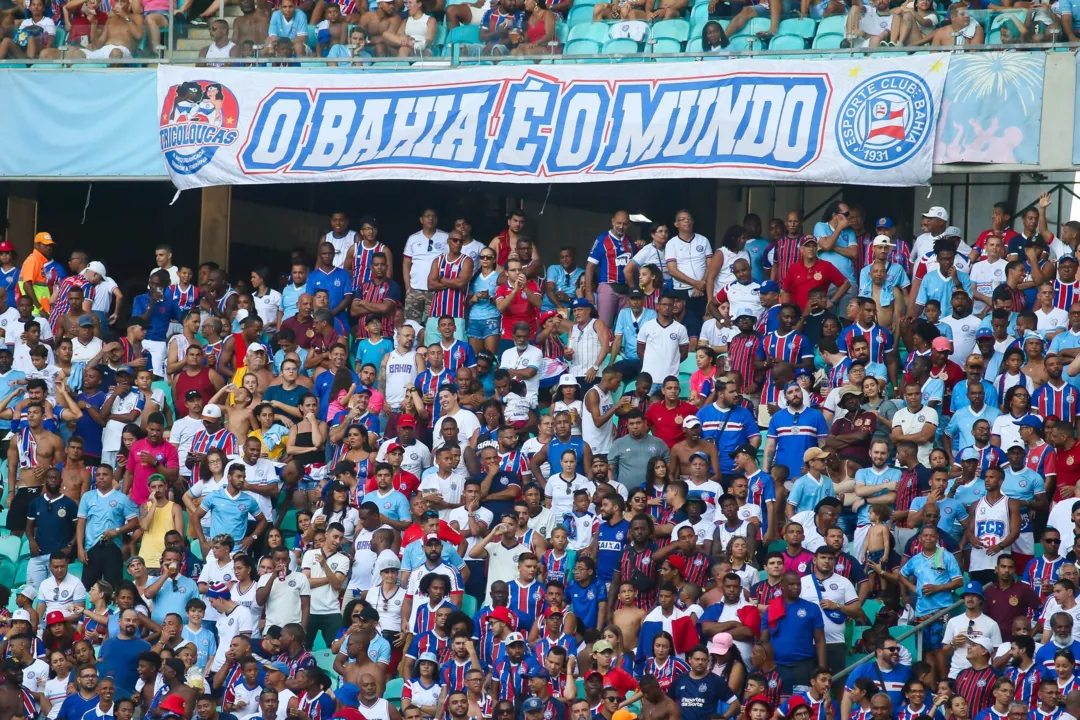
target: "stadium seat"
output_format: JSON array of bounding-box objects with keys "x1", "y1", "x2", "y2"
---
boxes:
[
  {"x1": 314, "y1": 649, "x2": 337, "y2": 684},
  {"x1": 727, "y1": 35, "x2": 763, "y2": 51},
  {"x1": 603, "y1": 37, "x2": 640, "y2": 54},
  {"x1": 690, "y1": 3, "x2": 709, "y2": 22},
  {"x1": 0, "y1": 535, "x2": 22, "y2": 563},
  {"x1": 778, "y1": 16, "x2": 817, "y2": 38},
  {"x1": 386, "y1": 678, "x2": 404, "y2": 709},
  {"x1": 574, "y1": 0, "x2": 601, "y2": 5},
  {"x1": 446, "y1": 24, "x2": 481, "y2": 46},
  {"x1": 568, "y1": 5, "x2": 594, "y2": 26},
  {"x1": 151, "y1": 380, "x2": 174, "y2": 418},
  {"x1": 556, "y1": 22, "x2": 569, "y2": 43},
  {"x1": 461, "y1": 594, "x2": 478, "y2": 616},
  {"x1": 768, "y1": 33, "x2": 807, "y2": 50},
  {"x1": 568, "y1": 21, "x2": 611, "y2": 43},
  {"x1": 652, "y1": 38, "x2": 684, "y2": 55},
  {"x1": 863, "y1": 598, "x2": 883, "y2": 624},
  {"x1": 651, "y1": 18, "x2": 690, "y2": 42},
  {"x1": 889, "y1": 625, "x2": 917, "y2": 658},
  {"x1": 306, "y1": 24, "x2": 318, "y2": 53},
  {"x1": 434, "y1": 23, "x2": 448, "y2": 50},
  {"x1": 815, "y1": 15, "x2": 846, "y2": 36},
  {"x1": 812, "y1": 32, "x2": 844, "y2": 49},
  {"x1": 732, "y1": 17, "x2": 771, "y2": 37},
  {"x1": 565, "y1": 38, "x2": 602, "y2": 56}
]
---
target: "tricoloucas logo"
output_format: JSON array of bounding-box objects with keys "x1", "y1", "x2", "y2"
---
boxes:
[{"x1": 159, "y1": 80, "x2": 240, "y2": 176}]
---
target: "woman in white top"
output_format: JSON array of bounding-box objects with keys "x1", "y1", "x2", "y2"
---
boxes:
[
  {"x1": 521, "y1": 414, "x2": 555, "y2": 479},
  {"x1": 230, "y1": 554, "x2": 262, "y2": 631},
  {"x1": 565, "y1": 303, "x2": 611, "y2": 383},
  {"x1": 364, "y1": 553, "x2": 407, "y2": 636},
  {"x1": 383, "y1": 0, "x2": 436, "y2": 57},
  {"x1": 402, "y1": 655, "x2": 443, "y2": 717},
  {"x1": 550, "y1": 377, "x2": 583, "y2": 436},
  {"x1": 313, "y1": 483, "x2": 361, "y2": 543},
  {"x1": 546, "y1": 447, "x2": 596, "y2": 517},
  {"x1": 708, "y1": 225, "x2": 751, "y2": 296},
  {"x1": 44, "y1": 650, "x2": 70, "y2": 719},
  {"x1": 626, "y1": 223, "x2": 671, "y2": 287},
  {"x1": 582, "y1": 369, "x2": 620, "y2": 458},
  {"x1": 182, "y1": 449, "x2": 228, "y2": 542},
  {"x1": 250, "y1": 267, "x2": 283, "y2": 333}
]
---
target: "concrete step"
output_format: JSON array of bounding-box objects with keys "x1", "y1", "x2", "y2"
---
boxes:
[
  {"x1": 176, "y1": 37, "x2": 208, "y2": 49},
  {"x1": 169, "y1": 49, "x2": 202, "y2": 59}
]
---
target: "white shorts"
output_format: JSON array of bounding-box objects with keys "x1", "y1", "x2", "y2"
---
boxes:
[
  {"x1": 143, "y1": 338, "x2": 167, "y2": 378},
  {"x1": 84, "y1": 44, "x2": 133, "y2": 59},
  {"x1": 853, "y1": 523, "x2": 870, "y2": 562},
  {"x1": 467, "y1": 5, "x2": 485, "y2": 23}
]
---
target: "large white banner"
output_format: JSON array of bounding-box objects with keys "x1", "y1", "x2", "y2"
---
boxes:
[{"x1": 157, "y1": 56, "x2": 950, "y2": 191}]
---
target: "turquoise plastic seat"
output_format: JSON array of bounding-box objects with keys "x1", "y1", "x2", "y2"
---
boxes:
[
  {"x1": 386, "y1": 678, "x2": 404, "y2": 709},
  {"x1": 778, "y1": 16, "x2": 817, "y2": 37},
  {"x1": 461, "y1": 594, "x2": 478, "y2": 616},
  {"x1": 652, "y1": 37, "x2": 683, "y2": 54},
  {"x1": 151, "y1": 379, "x2": 175, "y2": 420},
  {"x1": 556, "y1": 22, "x2": 569, "y2": 43},
  {"x1": 574, "y1": 0, "x2": 601, "y2": 5},
  {"x1": 889, "y1": 626, "x2": 917, "y2": 658},
  {"x1": 568, "y1": 5, "x2": 594, "y2": 26},
  {"x1": 565, "y1": 37, "x2": 602, "y2": 54},
  {"x1": 651, "y1": 18, "x2": 690, "y2": 41},
  {"x1": 314, "y1": 649, "x2": 337, "y2": 684},
  {"x1": 812, "y1": 32, "x2": 844, "y2": 48},
  {"x1": 569, "y1": 21, "x2": 611, "y2": 42},
  {"x1": 731, "y1": 16, "x2": 771, "y2": 37},
  {"x1": 863, "y1": 598, "x2": 883, "y2": 625},
  {"x1": 768, "y1": 33, "x2": 806, "y2": 50},
  {"x1": 690, "y1": 3, "x2": 709, "y2": 21},
  {"x1": 434, "y1": 23, "x2": 448, "y2": 50},
  {"x1": 306, "y1": 24, "x2": 318, "y2": 52},
  {"x1": 446, "y1": 24, "x2": 480, "y2": 44},
  {"x1": 815, "y1": 15, "x2": 846, "y2": 36},
  {"x1": 603, "y1": 37, "x2": 640, "y2": 53},
  {"x1": 0, "y1": 535, "x2": 22, "y2": 563}
]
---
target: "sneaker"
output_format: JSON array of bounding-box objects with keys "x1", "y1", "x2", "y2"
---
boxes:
[
  {"x1": 190, "y1": 16, "x2": 207, "y2": 26},
  {"x1": 879, "y1": 39, "x2": 894, "y2": 46}
]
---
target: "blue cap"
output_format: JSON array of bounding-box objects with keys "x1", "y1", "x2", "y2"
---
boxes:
[
  {"x1": 975, "y1": 328, "x2": 994, "y2": 339},
  {"x1": 523, "y1": 698, "x2": 544, "y2": 711},
  {"x1": 794, "y1": 368, "x2": 812, "y2": 378},
  {"x1": 876, "y1": 217, "x2": 895, "y2": 229},
  {"x1": 688, "y1": 451, "x2": 710, "y2": 464},
  {"x1": 571, "y1": 298, "x2": 593, "y2": 310},
  {"x1": 959, "y1": 448, "x2": 979, "y2": 462},
  {"x1": 962, "y1": 580, "x2": 983, "y2": 598},
  {"x1": 760, "y1": 281, "x2": 780, "y2": 295},
  {"x1": 1014, "y1": 416, "x2": 1044, "y2": 432},
  {"x1": 1023, "y1": 330, "x2": 1044, "y2": 343},
  {"x1": 418, "y1": 652, "x2": 439, "y2": 665},
  {"x1": 335, "y1": 683, "x2": 360, "y2": 706},
  {"x1": 524, "y1": 666, "x2": 551, "y2": 679},
  {"x1": 266, "y1": 661, "x2": 290, "y2": 674}
]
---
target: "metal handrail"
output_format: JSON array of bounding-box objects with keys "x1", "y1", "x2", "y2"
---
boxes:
[
  {"x1": 0, "y1": 40, "x2": 1077, "y2": 66},
  {"x1": 832, "y1": 598, "x2": 965, "y2": 683}
]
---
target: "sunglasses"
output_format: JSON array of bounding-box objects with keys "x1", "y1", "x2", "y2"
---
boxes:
[
  {"x1": 883, "y1": 647, "x2": 900, "y2": 653},
  {"x1": 604, "y1": 697, "x2": 621, "y2": 702},
  {"x1": 1045, "y1": 538, "x2": 1061, "y2": 543}
]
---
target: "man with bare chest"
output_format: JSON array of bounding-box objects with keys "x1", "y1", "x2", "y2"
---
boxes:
[
  {"x1": 5, "y1": 402, "x2": 64, "y2": 537},
  {"x1": 359, "y1": 0, "x2": 401, "y2": 55},
  {"x1": 0, "y1": 660, "x2": 32, "y2": 720},
  {"x1": 640, "y1": 675, "x2": 682, "y2": 720},
  {"x1": 45, "y1": 0, "x2": 142, "y2": 59},
  {"x1": 231, "y1": 0, "x2": 269, "y2": 44},
  {"x1": 61, "y1": 437, "x2": 92, "y2": 502},
  {"x1": 340, "y1": 630, "x2": 387, "y2": 695}
]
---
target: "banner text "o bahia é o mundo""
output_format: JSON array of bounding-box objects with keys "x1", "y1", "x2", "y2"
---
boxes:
[{"x1": 156, "y1": 56, "x2": 950, "y2": 191}]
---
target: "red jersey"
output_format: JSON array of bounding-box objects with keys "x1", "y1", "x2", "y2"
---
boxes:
[
  {"x1": 644, "y1": 401, "x2": 698, "y2": 448},
  {"x1": 494, "y1": 281, "x2": 541, "y2": 340},
  {"x1": 1026, "y1": 441, "x2": 1057, "y2": 481},
  {"x1": 975, "y1": 228, "x2": 1020, "y2": 252},
  {"x1": 362, "y1": 469, "x2": 420, "y2": 498},
  {"x1": 781, "y1": 259, "x2": 846, "y2": 309},
  {"x1": 402, "y1": 521, "x2": 464, "y2": 550},
  {"x1": 1054, "y1": 440, "x2": 1080, "y2": 501}
]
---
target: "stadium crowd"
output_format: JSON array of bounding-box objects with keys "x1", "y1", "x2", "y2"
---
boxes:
[{"x1": 6, "y1": 198, "x2": 1080, "y2": 720}]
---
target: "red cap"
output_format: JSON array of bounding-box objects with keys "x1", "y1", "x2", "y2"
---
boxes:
[
  {"x1": 385, "y1": 442, "x2": 404, "y2": 454},
  {"x1": 539, "y1": 310, "x2": 560, "y2": 327},
  {"x1": 0, "y1": 242, "x2": 13, "y2": 253},
  {"x1": 665, "y1": 554, "x2": 686, "y2": 577},
  {"x1": 488, "y1": 606, "x2": 515, "y2": 625},
  {"x1": 158, "y1": 695, "x2": 188, "y2": 716},
  {"x1": 45, "y1": 611, "x2": 66, "y2": 627},
  {"x1": 585, "y1": 670, "x2": 604, "y2": 682},
  {"x1": 397, "y1": 415, "x2": 417, "y2": 429},
  {"x1": 543, "y1": 606, "x2": 565, "y2": 618},
  {"x1": 787, "y1": 696, "x2": 810, "y2": 712}
]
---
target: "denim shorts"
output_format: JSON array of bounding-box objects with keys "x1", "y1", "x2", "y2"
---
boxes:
[{"x1": 468, "y1": 316, "x2": 500, "y2": 338}]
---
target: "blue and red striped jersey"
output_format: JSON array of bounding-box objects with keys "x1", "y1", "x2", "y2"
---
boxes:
[
  {"x1": 587, "y1": 231, "x2": 633, "y2": 285},
  {"x1": 430, "y1": 254, "x2": 469, "y2": 319},
  {"x1": 1033, "y1": 381, "x2": 1080, "y2": 424},
  {"x1": 349, "y1": 240, "x2": 388, "y2": 289},
  {"x1": 756, "y1": 330, "x2": 812, "y2": 405}
]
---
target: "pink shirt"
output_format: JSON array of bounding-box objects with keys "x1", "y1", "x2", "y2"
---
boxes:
[{"x1": 128, "y1": 437, "x2": 180, "y2": 505}]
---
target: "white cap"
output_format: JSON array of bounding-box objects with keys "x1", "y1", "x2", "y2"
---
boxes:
[
  {"x1": 923, "y1": 206, "x2": 949, "y2": 221},
  {"x1": 18, "y1": 585, "x2": 35, "y2": 600},
  {"x1": 505, "y1": 632, "x2": 526, "y2": 645},
  {"x1": 246, "y1": 342, "x2": 267, "y2": 355},
  {"x1": 374, "y1": 549, "x2": 401, "y2": 574},
  {"x1": 682, "y1": 415, "x2": 701, "y2": 428},
  {"x1": 12, "y1": 609, "x2": 30, "y2": 622},
  {"x1": 202, "y1": 404, "x2": 222, "y2": 419},
  {"x1": 557, "y1": 375, "x2": 578, "y2": 387},
  {"x1": 871, "y1": 235, "x2": 894, "y2": 247},
  {"x1": 235, "y1": 308, "x2": 249, "y2": 323},
  {"x1": 733, "y1": 306, "x2": 756, "y2": 320},
  {"x1": 84, "y1": 261, "x2": 107, "y2": 278}
]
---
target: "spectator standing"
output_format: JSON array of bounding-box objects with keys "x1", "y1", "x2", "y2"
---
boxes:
[
  {"x1": 760, "y1": 570, "x2": 826, "y2": 696},
  {"x1": 76, "y1": 465, "x2": 138, "y2": 589},
  {"x1": 665, "y1": 209, "x2": 712, "y2": 337},
  {"x1": 402, "y1": 209, "x2": 450, "y2": 326},
  {"x1": 425, "y1": 230, "x2": 473, "y2": 344},
  {"x1": 813, "y1": 201, "x2": 859, "y2": 311},
  {"x1": 584, "y1": 211, "x2": 634, "y2": 329},
  {"x1": 636, "y1": 294, "x2": 689, "y2": 394}
]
